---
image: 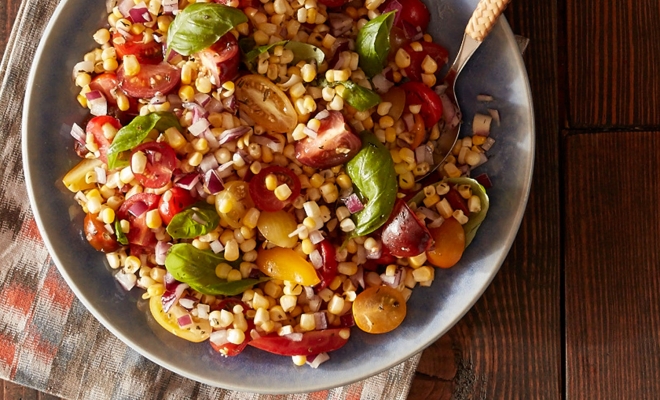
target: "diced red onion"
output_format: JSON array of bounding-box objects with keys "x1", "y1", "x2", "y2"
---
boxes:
[
  {"x1": 177, "y1": 314, "x2": 193, "y2": 328},
  {"x1": 117, "y1": 0, "x2": 134, "y2": 17},
  {"x1": 86, "y1": 91, "x2": 108, "y2": 117},
  {"x1": 380, "y1": 268, "x2": 402, "y2": 288},
  {"x1": 415, "y1": 144, "x2": 433, "y2": 165},
  {"x1": 459, "y1": 164, "x2": 470, "y2": 175},
  {"x1": 306, "y1": 352, "x2": 330, "y2": 368},
  {"x1": 328, "y1": 13, "x2": 353, "y2": 36},
  {"x1": 206, "y1": 97, "x2": 224, "y2": 113},
  {"x1": 482, "y1": 137, "x2": 496, "y2": 151},
  {"x1": 439, "y1": 93, "x2": 460, "y2": 127},
  {"x1": 303, "y1": 286, "x2": 315, "y2": 299},
  {"x1": 194, "y1": 93, "x2": 211, "y2": 107},
  {"x1": 224, "y1": 95, "x2": 237, "y2": 112},
  {"x1": 308, "y1": 296, "x2": 322, "y2": 312},
  {"x1": 309, "y1": 250, "x2": 323, "y2": 269},
  {"x1": 72, "y1": 61, "x2": 94, "y2": 80},
  {"x1": 315, "y1": 110, "x2": 330, "y2": 120},
  {"x1": 204, "y1": 169, "x2": 224, "y2": 195},
  {"x1": 285, "y1": 333, "x2": 303, "y2": 342},
  {"x1": 210, "y1": 330, "x2": 229, "y2": 346},
  {"x1": 162, "y1": 0, "x2": 178, "y2": 14},
  {"x1": 428, "y1": 216, "x2": 445, "y2": 229},
  {"x1": 150, "y1": 92, "x2": 167, "y2": 105},
  {"x1": 178, "y1": 295, "x2": 197, "y2": 310},
  {"x1": 218, "y1": 126, "x2": 251, "y2": 146},
  {"x1": 309, "y1": 230, "x2": 324, "y2": 245},
  {"x1": 129, "y1": 4, "x2": 152, "y2": 23},
  {"x1": 372, "y1": 73, "x2": 394, "y2": 94},
  {"x1": 210, "y1": 239, "x2": 225, "y2": 254},
  {"x1": 94, "y1": 167, "x2": 107, "y2": 184},
  {"x1": 344, "y1": 193, "x2": 364, "y2": 213},
  {"x1": 174, "y1": 173, "x2": 200, "y2": 191},
  {"x1": 127, "y1": 201, "x2": 149, "y2": 217},
  {"x1": 188, "y1": 118, "x2": 211, "y2": 136},
  {"x1": 216, "y1": 161, "x2": 235, "y2": 179},
  {"x1": 162, "y1": 274, "x2": 189, "y2": 312},
  {"x1": 314, "y1": 312, "x2": 328, "y2": 330},
  {"x1": 70, "y1": 123, "x2": 85, "y2": 144},
  {"x1": 349, "y1": 266, "x2": 365, "y2": 289},
  {"x1": 473, "y1": 173, "x2": 493, "y2": 189},
  {"x1": 195, "y1": 181, "x2": 208, "y2": 199},
  {"x1": 403, "y1": 113, "x2": 414, "y2": 131},
  {"x1": 366, "y1": 244, "x2": 382, "y2": 260},
  {"x1": 381, "y1": 0, "x2": 403, "y2": 25},
  {"x1": 155, "y1": 241, "x2": 171, "y2": 265},
  {"x1": 199, "y1": 153, "x2": 219, "y2": 173},
  {"x1": 115, "y1": 271, "x2": 137, "y2": 291},
  {"x1": 167, "y1": 94, "x2": 183, "y2": 110},
  {"x1": 303, "y1": 126, "x2": 318, "y2": 139},
  {"x1": 253, "y1": 134, "x2": 284, "y2": 153}
]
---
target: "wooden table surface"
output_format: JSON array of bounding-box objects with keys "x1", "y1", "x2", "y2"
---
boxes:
[{"x1": 4, "y1": 0, "x2": 660, "y2": 398}]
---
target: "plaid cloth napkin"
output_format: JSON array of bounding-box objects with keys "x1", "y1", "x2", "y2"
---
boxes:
[{"x1": 0, "y1": 0, "x2": 421, "y2": 398}]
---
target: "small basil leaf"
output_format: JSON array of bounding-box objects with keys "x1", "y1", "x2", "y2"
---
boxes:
[
  {"x1": 238, "y1": 37, "x2": 257, "y2": 54},
  {"x1": 356, "y1": 11, "x2": 395, "y2": 77},
  {"x1": 166, "y1": 202, "x2": 220, "y2": 239},
  {"x1": 153, "y1": 111, "x2": 183, "y2": 132},
  {"x1": 115, "y1": 220, "x2": 128, "y2": 245},
  {"x1": 165, "y1": 243, "x2": 267, "y2": 296},
  {"x1": 166, "y1": 3, "x2": 247, "y2": 56},
  {"x1": 318, "y1": 78, "x2": 381, "y2": 111},
  {"x1": 107, "y1": 113, "x2": 162, "y2": 169},
  {"x1": 346, "y1": 131, "x2": 397, "y2": 237},
  {"x1": 446, "y1": 177, "x2": 490, "y2": 247},
  {"x1": 242, "y1": 41, "x2": 325, "y2": 73}
]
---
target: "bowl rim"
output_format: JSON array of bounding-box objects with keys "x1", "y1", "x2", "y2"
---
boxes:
[{"x1": 21, "y1": 0, "x2": 535, "y2": 393}]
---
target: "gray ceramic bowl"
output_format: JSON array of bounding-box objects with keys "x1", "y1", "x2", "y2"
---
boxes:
[{"x1": 23, "y1": 0, "x2": 534, "y2": 394}]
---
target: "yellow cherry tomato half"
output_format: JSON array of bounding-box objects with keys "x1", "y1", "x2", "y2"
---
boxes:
[
  {"x1": 235, "y1": 74, "x2": 297, "y2": 133},
  {"x1": 149, "y1": 295, "x2": 211, "y2": 343},
  {"x1": 352, "y1": 286, "x2": 407, "y2": 334},
  {"x1": 256, "y1": 248, "x2": 321, "y2": 286},
  {"x1": 257, "y1": 210, "x2": 298, "y2": 249},
  {"x1": 426, "y1": 217, "x2": 465, "y2": 268},
  {"x1": 215, "y1": 180, "x2": 254, "y2": 229}
]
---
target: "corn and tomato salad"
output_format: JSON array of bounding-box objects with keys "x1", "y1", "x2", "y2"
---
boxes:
[{"x1": 64, "y1": 0, "x2": 495, "y2": 367}]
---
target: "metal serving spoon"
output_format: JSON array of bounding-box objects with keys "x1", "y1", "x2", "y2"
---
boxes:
[{"x1": 422, "y1": 0, "x2": 512, "y2": 180}]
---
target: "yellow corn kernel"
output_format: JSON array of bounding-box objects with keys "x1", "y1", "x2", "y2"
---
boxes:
[
  {"x1": 410, "y1": 42, "x2": 423, "y2": 52},
  {"x1": 195, "y1": 76, "x2": 213, "y2": 94},
  {"x1": 412, "y1": 266, "x2": 434, "y2": 282},
  {"x1": 181, "y1": 63, "x2": 194, "y2": 85},
  {"x1": 131, "y1": 151, "x2": 147, "y2": 174},
  {"x1": 116, "y1": 92, "x2": 130, "y2": 112},
  {"x1": 321, "y1": 33, "x2": 336, "y2": 49},
  {"x1": 215, "y1": 263, "x2": 233, "y2": 279},
  {"x1": 163, "y1": 127, "x2": 186, "y2": 151},
  {"x1": 100, "y1": 207, "x2": 115, "y2": 224},
  {"x1": 301, "y1": 64, "x2": 317, "y2": 83},
  {"x1": 75, "y1": 73, "x2": 91, "y2": 88},
  {"x1": 178, "y1": 85, "x2": 195, "y2": 102},
  {"x1": 299, "y1": 313, "x2": 316, "y2": 331},
  {"x1": 335, "y1": 174, "x2": 352, "y2": 190},
  {"x1": 408, "y1": 252, "x2": 427, "y2": 269},
  {"x1": 395, "y1": 48, "x2": 411, "y2": 69},
  {"x1": 435, "y1": 198, "x2": 453, "y2": 219},
  {"x1": 224, "y1": 239, "x2": 239, "y2": 261},
  {"x1": 337, "y1": 261, "x2": 358, "y2": 276},
  {"x1": 423, "y1": 193, "x2": 440, "y2": 208},
  {"x1": 421, "y1": 55, "x2": 438, "y2": 74},
  {"x1": 274, "y1": 184, "x2": 292, "y2": 201},
  {"x1": 103, "y1": 58, "x2": 119, "y2": 72},
  {"x1": 472, "y1": 135, "x2": 487, "y2": 146},
  {"x1": 443, "y1": 162, "x2": 462, "y2": 178},
  {"x1": 292, "y1": 355, "x2": 307, "y2": 366},
  {"x1": 265, "y1": 174, "x2": 278, "y2": 191},
  {"x1": 301, "y1": 238, "x2": 315, "y2": 255},
  {"x1": 399, "y1": 171, "x2": 415, "y2": 190},
  {"x1": 145, "y1": 209, "x2": 162, "y2": 229},
  {"x1": 122, "y1": 55, "x2": 140, "y2": 76},
  {"x1": 421, "y1": 73, "x2": 437, "y2": 87},
  {"x1": 379, "y1": 115, "x2": 394, "y2": 128}
]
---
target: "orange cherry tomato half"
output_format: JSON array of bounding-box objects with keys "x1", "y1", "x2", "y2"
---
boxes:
[
  {"x1": 426, "y1": 217, "x2": 466, "y2": 268},
  {"x1": 352, "y1": 286, "x2": 407, "y2": 334}
]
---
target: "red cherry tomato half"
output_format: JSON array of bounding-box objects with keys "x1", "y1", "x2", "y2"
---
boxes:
[
  {"x1": 158, "y1": 187, "x2": 196, "y2": 225},
  {"x1": 381, "y1": 199, "x2": 433, "y2": 257},
  {"x1": 89, "y1": 73, "x2": 121, "y2": 106},
  {"x1": 249, "y1": 166, "x2": 301, "y2": 212},
  {"x1": 197, "y1": 33, "x2": 240, "y2": 86},
  {"x1": 117, "y1": 193, "x2": 161, "y2": 249},
  {"x1": 403, "y1": 41, "x2": 449, "y2": 82},
  {"x1": 112, "y1": 32, "x2": 164, "y2": 64},
  {"x1": 315, "y1": 239, "x2": 338, "y2": 290},
  {"x1": 248, "y1": 328, "x2": 349, "y2": 356},
  {"x1": 445, "y1": 188, "x2": 470, "y2": 216},
  {"x1": 86, "y1": 115, "x2": 122, "y2": 163},
  {"x1": 398, "y1": 0, "x2": 430, "y2": 31},
  {"x1": 318, "y1": 0, "x2": 348, "y2": 7},
  {"x1": 130, "y1": 142, "x2": 177, "y2": 188},
  {"x1": 400, "y1": 81, "x2": 443, "y2": 128},
  {"x1": 118, "y1": 62, "x2": 180, "y2": 98},
  {"x1": 295, "y1": 111, "x2": 362, "y2": 169}
]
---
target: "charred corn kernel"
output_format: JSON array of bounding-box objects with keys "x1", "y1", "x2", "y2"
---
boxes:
[
  {"x1": 125, "y1": 255, "x2": 141, "y2": 273},
  {"x1": 422, "y1": 73, "x2": 436, "y2": 87},
  {"x1": 122, "y1": 55, "x2": 140, "y2": 76},
  {"x1": 436, "y1": 198, "x2": 453, "y2": 219},
  {"x1": 399, "y1": 171, "x2": 415, "y2": 190},
  {"x1": 299, "y1": 313, "x2": 316, "y2": 331},
  {"x1": 215, "y1": 263, "x2": 233, "y2": 279},
  {"x1": 421, "y1": 55, "x2": 438, "y2": 74},
  {"x1": 145, "y1": 209, "x2": 162, "y2": 229},
  {"x1": 414, "y1": 162, "x2": 430, "y2": 176},
  {"x1": 103, "y1": 58, "x2": 118, "y2": 72},
  {"x1": 423, "y1": 194, "x2": 440, "y2": 208},
  {"x1": 458, "y1": 184, "x2": 472, "y2": 199},
  {"x1": 395, "y1": 48, "x2": 411, "y2": 68},
  {"x1": 100, "y1": 207, "x2": 115, "y2": 224},
  {"x1": 436, "y1": 182, "x2": 450, "y2": 195},
  {"x1": 468, "y1": 195, "x2": 482, "y2": 213},
  {"x1": 292, "y1": 355, "x2": 307, "y2": 366},
  {"x1": 116, "y1": 18, "x2": 131, "y2": 30},
  {"x1": 224, "y1": 240, "x2": 240, "y2": 261},
  {"x1": 327, "y1": 294, "x2": 345, "y2": 315},
  {"x1": 412, "y1": 266, "x2": 434, "y2": 282},
  {"x1": 443, "y1": 162, "x2": 462, "y2": 178}
]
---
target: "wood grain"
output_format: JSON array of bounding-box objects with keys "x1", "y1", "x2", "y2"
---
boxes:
[
  {"x1": 564, "y1": 131, "x2": 660, "y2": 399},
  {"x1": 409, "y1": 0, "x2": 563, "y2": 398},
  {"x1": 566, "y1": 0, "x2": 660, "y2": 128}
]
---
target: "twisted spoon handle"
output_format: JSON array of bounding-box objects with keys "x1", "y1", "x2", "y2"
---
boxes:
[{"x1": 465, "y1": 0, "x2": 512, "y2": 41}]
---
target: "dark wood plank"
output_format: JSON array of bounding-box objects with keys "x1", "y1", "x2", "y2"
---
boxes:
[
  {"x1": 564, "y1": 131, "x2": 660, "y2": 399},
  {"x1": 566, "y1": 0, "x2": 660, "y2": 128},
  {"x1": 409, "y1": 0, "x2": 563, "y2": 398},
  {"x1": 0, "y1": 0, "x2": 20, "y2": 57}
]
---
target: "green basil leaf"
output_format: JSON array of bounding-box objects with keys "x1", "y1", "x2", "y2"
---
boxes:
[
  {"x1": 166, "y1": 203, "x2": 220, "y2": 239},
  {"x1": 165, "y1": 243, "x2": 267, "y2": 296},
  {"x1": 446, "y1": 177, "x2": 490, "y2": 247},
  {"x1": 106, "y1": 112, "x2": 179, "y2": 169},
  {"x1": 115, "y1": 220, "x2": 128, "y2": 245},
  {"x1": 242, "y1": 40, "x2": 325, "y2": 73},
  {"x1": 166, "y1": 3, "x2": 247, "y2": 56},
  {"x1": 356, "y1": 11, "x2": 395, "y2": 77},
  {"x1": 318, "y1": 78, "x2": 381, "y2": 111},
  {"x1": 346, "y1": 131, "x2": 397, "y2": 237}
]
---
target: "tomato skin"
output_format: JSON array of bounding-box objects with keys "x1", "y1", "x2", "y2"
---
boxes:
[
  {"x1": 197, "y1": 33, "x2": 240, "y2": 85},
  {"x1": 318, "y1": 0, "x2": 348, "y2": 7},
  {"x1": 112, "y1": 32, "x2": 164, "y2": 64},
  {"x1": 84, "y1": 213, "x2": 120, "y2": 252},
  {"x1": 426, "y1": 217, "x2": 465, "y2": 268},
  {"x1": 158, "y1": 187, "x2": 196, "y2": 225},
  {"x1": 248, "y1": 328, "x2": 349, "y2": 356},
  {"x1": 380, "y1": 199, "x2": 433, "y2": 257},
  {"x1": 86, "y1": 115, "x2": 122, "y2": 163},
  {"x1": 409, "y1": 113, "x2": 426, "y2": 149},
  {"x1": 89, "y1": 73, "x2": 121, "y2": 106},
  {"x1": 295, "y1": 111, "x2": 362, "y2": 169},
  {"x1": 215, "y1": 181, "x2": 254, "y2": 229},
  {"x1": 445, "y1": 189, "x2": 470, "y2": 216},
  {"x1": 403, "y1": 42, "x2": 449, "y2": 82},
  {"x1": 353, "y1": 286, "x2": 407, "y2": 334},
  {"x1": 398, "y1": 0, "x2": 430, "y2": 31},
  {"x1": 118, "y1": 62, "x2": 181, "y2": 98},
  {"x1": 249, "y1": 166, "x2": 301, "y2": 212},
  {"x1": 130, "y1": 142, "x2": 177, "y2": 189},
  {"x1": 315, "y1": 239, "x2": 338, "y2": 290},
  {"x1": 400, "y1": 81, "x2": 443, "y2": 128},
  {"x1": 117, "y1": 193, "x2": 161, "y2": 249}
]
